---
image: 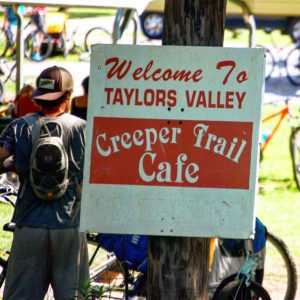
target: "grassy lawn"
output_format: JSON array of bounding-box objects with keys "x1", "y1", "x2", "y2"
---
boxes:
[{"x1": 257, "y1": 102, "x2": 300, "y2": 258}]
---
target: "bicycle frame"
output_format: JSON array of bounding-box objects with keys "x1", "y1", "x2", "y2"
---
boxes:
[{"x1": 260, "y1": 104, "x2": 289, "y2": 153}]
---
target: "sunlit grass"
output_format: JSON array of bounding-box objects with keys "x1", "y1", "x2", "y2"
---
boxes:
[{"x1": 257, "y1": 103, "x2": 300, "y2": 259}]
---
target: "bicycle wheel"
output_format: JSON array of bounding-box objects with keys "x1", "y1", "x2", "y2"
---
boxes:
[
  {"x1": 286, "y1": 45, "x2": 300, "y2": 86},
  {"x1": 213, "y1": 276, "x2": 271, "y2": 300},
  {"x1": 90, "y1": 257, "x2": 129, "y2": 299},
  {"x1": 290, "y1": 127, "x2": 300, "y2": 190},
  {"x1": 0, "y1": 80, "x2": 5, "y2": 103},
  {"x1": 84, "y1": 27, "x2": 112, "y2": 52},
  {"x1": 263, "y1": 231, "x2": 297, "y2": 300},
  {"x1": 0, "y1": 28, "x2": 9, "y2": 58},
  {"x1": 264, "y1": 47, "x2": 275, "y2": 80},
  {"x1": 88, "y1": 238, "x2": 144, "y2": 300},
  {"x1": 24, "y1": 30, "x2": 53, "y2": 62},
  {"x1": 0, "y1": 257, "x2": 7, "y2": 290}
]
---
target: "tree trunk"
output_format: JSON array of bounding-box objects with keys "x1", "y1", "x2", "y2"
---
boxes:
[
  {"x1": 162, "y1": 0, "x2": 226, "y2": 47},
  {"x1": 148, "y1": 1, "x2": 227, "y2": 299}
]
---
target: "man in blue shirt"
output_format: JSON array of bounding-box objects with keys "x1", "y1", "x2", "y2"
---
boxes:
[{"x1": 0, "y1": 66, "x2": 89, "y2": 300}]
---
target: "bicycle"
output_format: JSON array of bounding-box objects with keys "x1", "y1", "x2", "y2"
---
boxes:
[
  {"x1": 49, "y1": 25, "x2": 85, "y2": 58},
  {"x1": 211, "y1": 230, "x2": 297, "y2": 300},
  {"x1": 0, "y1": 12, "x2": 53, "y2": 62},
  {"x1": 45, "y1": 9, "x2": 86, "y2": 59},
  {"x1": 87, "y1": 233, "x2": 147, "y2": 299},
  {"x1": 260, "y1": 95, "x2": 300, "y2": 190},
  {"x1": 211, "y1": 240, "x2": 271, "y2": 300}
]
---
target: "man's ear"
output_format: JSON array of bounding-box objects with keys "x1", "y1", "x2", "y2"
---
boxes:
[{"x1": 65, "y1": 90, "x2": 73, "y2": 100}]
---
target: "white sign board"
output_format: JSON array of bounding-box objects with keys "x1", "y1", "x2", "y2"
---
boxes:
[{"x1": 80, "y1": 45, "x2": 265, "y2": 238}]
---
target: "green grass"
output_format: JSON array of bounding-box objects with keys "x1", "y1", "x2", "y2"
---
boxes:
[
  {"x1": 224, "y1": 28, "x2": 293, "y2": 47},
  {"x1": 0, "y1": 202, "x2": 14, "y2": 258},
  {"x1": 66, "y1": 8, "x2": 116, "y2": 19},
  {"x1": 257, "y1": 103, "x2": 300, "y2": 259}
]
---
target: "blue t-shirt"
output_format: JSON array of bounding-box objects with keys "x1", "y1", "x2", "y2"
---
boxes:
[{"x1": 0, "y1": 112, "x2": 86, "y2": 229}]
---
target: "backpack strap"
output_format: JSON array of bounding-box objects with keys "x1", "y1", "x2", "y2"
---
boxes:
[
  {"x1": 22, "y1": 112, "x2": 43, "y2": 147},
  {"x1": 23, "y1": 112, "x2": 67, "y2": 146},
  {"x1": 20, "y1": 113, "x2": 43, "y2": 198}
]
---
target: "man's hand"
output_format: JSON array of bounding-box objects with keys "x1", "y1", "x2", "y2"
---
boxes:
[
  {"x1": 3, "y1": 156, "x2": 16, "y2": 172},
  {"x1": 0, "y1": 148, "x2": 15, "y2": 174}
]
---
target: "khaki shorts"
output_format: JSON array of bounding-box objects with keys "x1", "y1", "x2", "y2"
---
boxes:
[{"x1": 3, "y1": 227, "x2": 89, "y2": 300}]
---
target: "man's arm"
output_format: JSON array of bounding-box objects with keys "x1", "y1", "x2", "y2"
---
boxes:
[
  {"x1": 0, "y1": 149, "x2": 14, "y2": 173},
  {"x1": 0, "y1": 121, "x2": 16, "y2": 173}
]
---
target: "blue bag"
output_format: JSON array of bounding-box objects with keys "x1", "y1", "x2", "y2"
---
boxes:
[
  {"x1": 98, "y1": 234, "x2": 148, "y2": 273},
  {"x1": 221, "y1": 217, "x2": 267, "y2": 256}
]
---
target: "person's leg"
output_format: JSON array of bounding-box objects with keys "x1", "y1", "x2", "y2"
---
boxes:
[
  {"x1": 50, "y1": 228, "x2": 89, "y2": 300},
  {"x1": 3, "y1": 227, "x2": 50, "y2": 300}
]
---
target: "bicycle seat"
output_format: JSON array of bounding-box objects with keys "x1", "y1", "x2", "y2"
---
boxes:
[{"x1": 3, "y1": 222, "x2": 15, "y2": 232}]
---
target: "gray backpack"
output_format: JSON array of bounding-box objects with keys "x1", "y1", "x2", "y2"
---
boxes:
[{"x1": 23, "y1": 113, "x2": 70, "y2": 202}]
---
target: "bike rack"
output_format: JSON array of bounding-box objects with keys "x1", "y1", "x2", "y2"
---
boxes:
[
  {"x1": 231, "y1": 0, "x2": 256, "y2": 47},
  {"x1": 113, "y1": 9, "x2": 138, "y2": 45}
]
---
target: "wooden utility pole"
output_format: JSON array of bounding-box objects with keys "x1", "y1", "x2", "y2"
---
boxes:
[{"x1": 148, "y1": 1, "x2": 227, "y2": 299}]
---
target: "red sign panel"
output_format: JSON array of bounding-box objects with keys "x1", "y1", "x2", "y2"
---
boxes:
[{"x1": 90, "y1": 117, "x2": 253, "y2": 189}]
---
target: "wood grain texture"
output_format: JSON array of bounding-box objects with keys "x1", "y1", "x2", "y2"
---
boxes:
[{"x1": 148, "y1": 1, "x2": 227, "y2": 299}]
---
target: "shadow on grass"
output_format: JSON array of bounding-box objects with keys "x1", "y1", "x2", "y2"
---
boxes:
[{"x1": 258, "y1": 176, "x2": 297, "y2": 193}]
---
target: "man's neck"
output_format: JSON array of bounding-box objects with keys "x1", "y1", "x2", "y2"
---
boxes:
[{"x1": 41, "y1": 103, "x2": 68, "y2": 117}]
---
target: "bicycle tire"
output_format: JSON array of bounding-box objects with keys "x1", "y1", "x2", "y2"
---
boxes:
[
  {"x1": 63, "y1": 39, "x2": 76, "y2": 57},
  {"x1": 257, "y1": 45, "x2": 275, "y2": 80},
  {"x1": 0, "y1": 80, "x2": 5, "y2": 103},
  {"x1": 286, "y1": 45, "x2": 300, "y2": 86},
  {"x1": 264, "y1": 47, "x2": 275, "y2": 80},
  {"x1": 88, "y1": 238, "x2": 144, "y2": 300},
  {"x1": 0, "y1": 256, "x2": 7, "y2": 289},
  {"x1": 290, "y1": 127, "x2": 300, "y2": 190},
  {"x1": 90, "y1": 258, "x2": 129, "y2": 299},
  {"x1": 0, "y1": 28, "x2": 10, "y2": 58},
  {"x1": 262, "y1": 231, "x2": 298, "y2": 300},
  {"x1": 213, "y1": 276, "x2": 271, "y2": 300},
  {"x1": 84, "y1": 27, "x2": 112, "y2": 52},
  {"x1": 24, "y1": 30, "x2": 53, "y2": 62}
]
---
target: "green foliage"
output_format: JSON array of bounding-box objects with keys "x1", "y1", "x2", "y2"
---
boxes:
[
  {"x1": 69, "y1": 279, "x2": 111, "y2": 300},
  {"x1": 66, "y1": 8, "x2": 116, "y2": 19},
  {"x1": 224, "y1": 28, "x2": 293, "y2": 47}
]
